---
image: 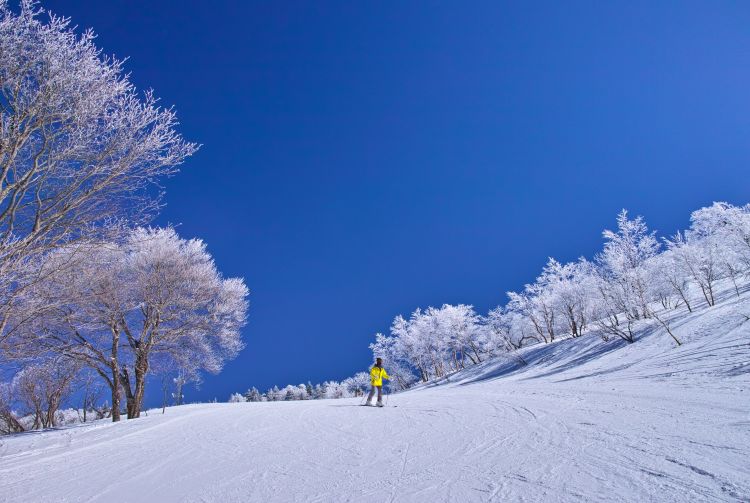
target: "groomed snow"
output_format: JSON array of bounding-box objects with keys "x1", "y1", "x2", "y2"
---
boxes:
[{"x1": 1, "y1": 293, "x2": 749, "y2": 502}]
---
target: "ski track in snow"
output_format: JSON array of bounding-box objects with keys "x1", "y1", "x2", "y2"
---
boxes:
[{"x1": 1, "y1": 295, "x2": 749, "y2": 502}]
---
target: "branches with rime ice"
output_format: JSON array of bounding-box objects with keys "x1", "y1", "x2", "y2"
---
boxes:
[{"x1": 0, "y1": 1, "x2": 198, "y2": 347}]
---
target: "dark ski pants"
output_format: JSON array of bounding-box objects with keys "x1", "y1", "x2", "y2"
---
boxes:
[{"x1": 366, "y1": 385, "x2": 382, "y2": 404}]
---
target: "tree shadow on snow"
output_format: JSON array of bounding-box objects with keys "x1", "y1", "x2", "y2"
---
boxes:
[
  {"x1": 458, "y1": 335, "x2": 631, "y2": 386},
  {"x1": 524, "y1": 337, "x2": 631, "y2": 382}
]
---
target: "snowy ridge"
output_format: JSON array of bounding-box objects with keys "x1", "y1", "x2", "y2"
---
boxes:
[
  {"x1": 443, "y1": 286, "x2": 749, "y2": 390},
  {"x1": 1, "y1": 288, "x2": 748, "y2": 502}
]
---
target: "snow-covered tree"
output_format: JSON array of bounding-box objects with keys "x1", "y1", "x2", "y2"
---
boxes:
[
  {"x1": 438, "y1": 304, "x2": 484, "y2": 367},
  {"x1": 78, "y1": 371, "x2": 104, "y2": 423},
  {"x1": 312, "y1": 383, "x2": 325, "y2": 400},
  {"x1": 266, "y1": 386, "x2": 283, "y2": 401},
  {"x1": 667, "y1": 232, "x2": 721, "y2": 307},
  {"x1": 12, "y1": 358, "x2": 79, "y2": 429},
  {"x1": 689, "y1": 202, "x2": 750, "y2": 275},
  {"x1": 507, "y1": 287, "x2": 557, "y2": 344},
  {"x1": 321, "y1": 381, "x2": 349, "y2": 399},
  {"x1": 598, "y1": 210, "x2": 660, "y2": 318},
  {"x1": 652, "y1": 248, "x2": 694, "y2": 312},
  {"x1": 116, "y1": 227, "x2": 247, "y2": 418},
  {"x1": 244, "y1": 387, "x2": 262, "y2": 402},
  {"x1": 592, "y1": 210, "x2": 660, "y2": 342},
  {"x1": 0, "y1": 381, "x2": 24, "y2": 434},
  {"x1": 484, "y1": 306, "x2": 536, "y2": 358},
  {"x1": 12, "y1": 227, "x2": 248, "y2": 421},
  {"x1": 228, "y1": 393, "x2": 246, "y2": 403},
  {"x1": 542, "y1": 258, "x2": 596, "y2": 338},
  {"x1": 172, "y1": 373, "x2": 192, "y2": 407},
  {"x1": 368, "y1": 304, "x2": 488, "y2": 385},
  {"x1": 388, "y1": 315, "x2": 430, "y2": 382},
  {"x1": 342, "y1": 372, "x2": 370, "y2": 397},
  {"x1": 278, "y1": 384, "x2": 308, "y2": 401},
  {"x1": 0, "y1": 3, "x2": 197, "y2": 349}
]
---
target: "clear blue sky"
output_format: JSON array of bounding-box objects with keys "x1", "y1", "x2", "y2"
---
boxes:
[{"x1": 46, "y1": 1, "x2": 750, "y2": 402}]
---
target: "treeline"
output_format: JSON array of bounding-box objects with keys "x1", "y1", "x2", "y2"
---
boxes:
[
  {"x1": 0, "y1": 4, "x2": 247, "y2": 433},
  {"x1": 229, "y1": 201, "x2": 750, "y2": 403},
  {"x1": 368, "y1": 202, "x2": 750, "y2": 385},
  {"x1": 229, "y1": 372, "x2": 372, "y2": 403}
]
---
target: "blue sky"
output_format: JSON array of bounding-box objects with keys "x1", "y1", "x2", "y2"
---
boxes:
[{"x1": 46, "y1": 1, "x2": 750, "y2": 402}]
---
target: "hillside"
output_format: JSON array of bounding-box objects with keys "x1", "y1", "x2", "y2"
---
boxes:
[{"x1": 1, "y1": 290, "x2": 748, "y2": 502}]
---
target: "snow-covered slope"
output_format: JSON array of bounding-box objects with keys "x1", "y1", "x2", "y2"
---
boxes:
[{"x1": 1, "y1": 295, "x2": 749, "y2": 502}]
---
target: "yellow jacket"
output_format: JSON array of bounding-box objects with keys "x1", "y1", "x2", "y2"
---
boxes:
[{"x1": 370, "y1": 366, "x2": 389, "y2": 386}]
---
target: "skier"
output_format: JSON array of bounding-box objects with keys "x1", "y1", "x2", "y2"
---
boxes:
[{"x1": 364, "y1": 357, "x2": 390, "y2": 407}]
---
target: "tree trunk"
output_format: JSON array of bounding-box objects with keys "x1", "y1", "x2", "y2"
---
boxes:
[
  {"x1": 730, "y1": 273, "x2": 741, "y2": 298},
  {"x1": 652, "y1": 312, "x2": 682, "y2": 346},
  {"x1": 707, "y1": 282, "x2": 715, "y2": 306},
  {"x1": 530, "y1": 317, "x2": 548, "y2": 344},
  {"x1": 120, "y1": 367, "x2": 135, "y2": 419},
  {"x1": 162, "y1": 379, "x2": 168, "y2": 414},
  {"x1": 110, "y1": 328, "x2": 122, "y2": 422},
  {"x1": 568, "y1": 309, "x2": 579, "y2": 337},
  {"x1": 1, "y1": 411, "x2": 26, "y2": 433},
  {"x1": 110, "y1": 366, "x2": 121, "y2": 422},
  {"x1": 679, "y1": 291, "x2": 693, "y2": 313},
  {"x1": 46, "y1": 392, "x2": 61, "y2": 428},
  {"x1": 469, "y1": 343, "x2": 482, "y2": 363},
  {"x1": 130, "y1": 351, "x2": 150, "y2": 418},
  {"x1": 699, "y1": 284, "x2": 714, "y2": 307}
]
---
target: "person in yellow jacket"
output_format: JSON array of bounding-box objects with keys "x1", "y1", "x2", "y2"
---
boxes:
[{"x1": 364, "y1": 357, "x2": 390, "y2": 407}]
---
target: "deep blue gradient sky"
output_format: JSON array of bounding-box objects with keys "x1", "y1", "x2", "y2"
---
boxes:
[{"x1": 46, "y1": 1, "x2": 750, "y2": 402}]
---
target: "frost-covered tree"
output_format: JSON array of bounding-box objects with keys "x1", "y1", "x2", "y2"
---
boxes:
[
  {"x1": 298, "y1": 384, "x2": 310, "y2": 400},
  {"x1": 689, "y1": 202, "x2": 750, "y2": 275},
  {"x1": 600, "y1": 210, "x2": 660, "y2": 316},
  {"x1": 312, "y1": 383, "x2": 324, "y2": 400},
  {"x1": 342, "y1": 372, "x2": 370, "y2": 397},
  {"x1": 266, "y1": 385, "x2": 283, "y2": 401},
  {"x1": 325, "y1": 381, "x2": 351, "y2": 399},
  {"x1": 78, "y1": 370, "x2": 104, "y2": 423},
  {"x1": 438, "y1": 304, "x2": 484, "y2": 367},
  {"x1": 652, "y1": 248, "x2": 694, "y2": 312},
  {"x1": 672, "y1": 202, "x2": 750, "y2": 302},
  {"x1": 507, "y1": 288, "x2": 557, "y2": 344},
  {"x1": 228, "y1": 393, "x2": 246, "y2": 403},
  {"x1": 12, "y1": 227, "x2": 248, "y2": 421},
  {"x1": 542, "y1": 258, "x2": 595, "y2": 338},
  {"x1": 484, "y1": 306, "x2": 535, "y2": 360},
  {"x1": 0, "y1": 381, "x2": 25, "y2": 433},
  {"x1": 283, "y1": 386, "x2": 295, "y2": 401},
  {"x1": 388, "y1": 315, "x2": 430, "y2": 382},
  {"x1": 593, "y1": 210, "x2": 660, "y2": 342},
  {"x1": 667, "y1": 232, "x2": 720, "y2": 307},
  {"x1": 368, "y1": 305, "x2": 486, "y2": 384},
  {"x1": 172, "y1": 373, "x2": 192, "y2": 406},
  {"x1": 7, "y1": 242, "x2": 129, "y2": 419},
  {"x1": 278, "y1": 384, "x2": 308, "y2": 401},
  {"x1": 12, "y1": 357, "x2": 78, "y2": 429},
  {"x1": 116, "y1": 228, "x2": 248, "y2": 419},
  {"x1": 0, "y1": 3, "x2": 197, "y2": 347},
  {"x1": 244, "y1": 387, "x2": 262, "y2": 402}
]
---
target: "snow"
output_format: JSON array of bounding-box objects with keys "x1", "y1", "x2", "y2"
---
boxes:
[{"x1": 1, "y1": 294, "x2": 749, "y2": 502}]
